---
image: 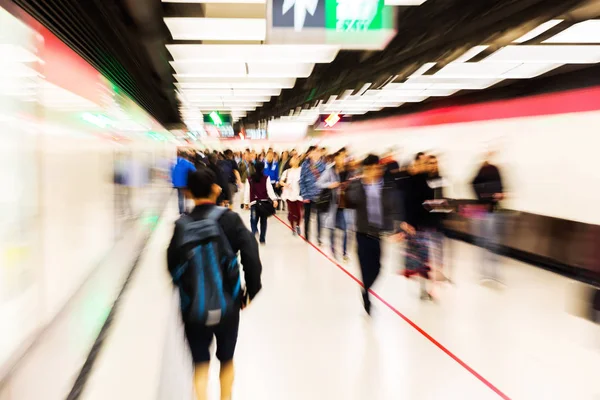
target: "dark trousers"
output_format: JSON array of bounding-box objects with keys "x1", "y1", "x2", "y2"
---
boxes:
[
  {"x1": 303, "y1": 201, "x2": 322, "y2": 243},
  {"x1": 176, "y1": 187, "x2": 186, "y2": 214},
  {"x1": 331, "y1": 209, "x2": 348, "y2": 257},
  {"x1": 356, "y1": 232, "x2": 382, "y2": 310},
  {"x1": 286, "y1": 200, "x2": 303, "y2": 227},
  {"x1": 250, "y1": 204, "x2": 268, "y2": 243}
]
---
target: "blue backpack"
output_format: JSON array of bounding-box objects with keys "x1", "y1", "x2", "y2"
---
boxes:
[{"x1": 171, "y1": 207, "x2": 242, "y2": 326}]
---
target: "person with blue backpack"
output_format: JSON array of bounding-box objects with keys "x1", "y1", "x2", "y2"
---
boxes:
[
  {"x1": 172, "y1": 149, "x2": 197, "y2": 214},
  {"x1": 167, "y1": 167, "x2": 262, "y2": 400}
]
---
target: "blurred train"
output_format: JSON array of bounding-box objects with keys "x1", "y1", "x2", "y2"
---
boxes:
[{"x1": 0, "y1": 4, "x2": 175, "y2": 375}]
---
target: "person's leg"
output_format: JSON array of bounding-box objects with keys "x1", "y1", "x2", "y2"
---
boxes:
[
  {"x1": 356, "y1": 233, "x2": 370, "y2": 312},
  {"x1": 338, "y1": 210, "x2": 348, "y2": 257},
  {"x1": 250, "y1": 205, "x2": 258, "y2": 235},
  {"x1": 219, "y1": 362, "x2": 235, "y2": 400},
  {"x1": 185, "y1": 324, "x2": 213, "y2": 400},
  {"x1": 485, "y1": 212, "x2": 501, "y2": 281},
  {"x1": 292, "y1": 201, "x2": 302, "y2": 235},
  {"x1": 287, "y1": 200, "x2": 295, "y2": 227},
  {"x1": 215, "y1": 313, "x2": 240, "y2": 400},
  {"x1": 315, "y1": 203, "x2": 323, "y2": 245},
  {"x1": 194, "y1": 363, "x2": 210, "y2": 400},
  {"x1": 259, "y1": 213, "x2": 268, "y2": 243},
  {"x1": 356, "y1": 233, "x2": 381, "y2": 314},
  {"x1": 303, "y1": 202, "x2": 312, "y2": 240},
  {"x1": 177, "y1": 188, "x2": 185, "y2": 214},
  {"x1": 330, "y1": 228, "x2": 336, "y2": 258}
]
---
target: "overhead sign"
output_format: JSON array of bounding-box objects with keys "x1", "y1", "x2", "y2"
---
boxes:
[{"x1": 270, "y1": 0, "x2": 396, "y2": 49}]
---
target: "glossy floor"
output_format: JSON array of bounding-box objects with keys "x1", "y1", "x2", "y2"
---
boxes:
[
  {"x1": 7, "y1": 203, "x2": 600, "y2": 400},
  {"x1": 162, "y1": 208, "x2": 599, "y2": 400}
]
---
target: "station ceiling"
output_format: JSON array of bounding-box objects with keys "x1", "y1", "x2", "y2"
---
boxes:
[{"x1": 13, "y1": 0, "x2": 598, "y2": 128}]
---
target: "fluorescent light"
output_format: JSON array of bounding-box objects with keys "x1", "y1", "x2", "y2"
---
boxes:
[
  {"x1": 199, "y1": 108, "x2": 256, "y2": 112},
  {"x1": 0, "y1": 63, "x2": 40, "y2": 77},
  {"x1": 503, "y1": 63, "x2": 562, "y2": 78},
  {"x1": 172, "y1": 62, "x2": 314, "y2": 78},
  {"x1": 408, "y1": 62, "x2": 436, "y2": 78},
  {"x1": 0, "y1": 44, "x2": 42, "y2": 63},
  {"x1": 453, "y1": 46, "x2": 489, "y2": 63},
  {"x1": 188, "y1": 95, "x2": 271, "y2": 102},
  {"x1": 167, "y1": 44, "x2": 339, "y2": 63},
  {"x1": 379, "y1": 85, "x2": 460, "y2": 95},
  {"x1": 188, "y1": 102, "x2": 262, "y2": 108},
  {"x1": 355, "y1": 83, "x2": 372, "y2": 96},
  {"x1": 404, "y1": 77, "x2": 503, "y2": 89},
  {"x1": 433, "y1": 62, "x2": 562, "y2": 79},
  {"x1": 175, "y1": 78, "x2": 296, "y2": 89},
  {"x1": 164, "y1": 18, "x2": 266, "y2": 41},
  {"x1": 483, "y1": 45, "x2": 600, "y2": 64},
  {"x1": 422, "y1": 88, "x2": 460, "y2": 96},
  {"x1": 384, "y1": 0, "x2": 427, "y2": 5},
  {"x1": 514, "y1": 19, "x2": 563, "y2": 43},
  {"x1": 544, "y1": 20, "x2": 600, "y2": 43},
  {"x1": 179, "y1": 88, "x2": 281, "y2": 97},
  {"x1": 171, "y1": 61, "x2": 245, "y2": 76}
]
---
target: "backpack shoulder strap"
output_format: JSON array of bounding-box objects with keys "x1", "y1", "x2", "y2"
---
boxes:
[
  {"x1": 205, "y1": 206, "x2": 236, "y2": 258},
  {"x1": 205, "y1": 206, "x2": 228, "y2": 222}
]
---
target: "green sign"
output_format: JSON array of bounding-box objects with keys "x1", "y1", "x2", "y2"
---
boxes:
[{"x1": 325, "y1": 0, "x2": 390, "y2": 32}]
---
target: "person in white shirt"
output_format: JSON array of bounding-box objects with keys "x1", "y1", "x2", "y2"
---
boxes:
[
  {"x1": 279, "y1": 155, "x2": 303, "y2": 236},
  {"x1": 244, "y1": 162, "x2": 278, "y2": 244}
]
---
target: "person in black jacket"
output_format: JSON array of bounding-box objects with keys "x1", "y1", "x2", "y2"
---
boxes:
[
  {"x1": 345, "y1": 154, "x2": 402, "y2": 315},
  {"x1": 403, "y1": 153, "x2": 435, "y2": 300},
  {"x1": 167, "y1": 168, "x2": 262, "y2": 400},
  {"x1": 207, "y1": 153, "x2": 231, "y2": 207},
  {"x1": 424, "y1": 155, "x2": 451, "y2": 282},
  {"x1": 471, "y1": 151, "x2": 505, "y2": 282}
]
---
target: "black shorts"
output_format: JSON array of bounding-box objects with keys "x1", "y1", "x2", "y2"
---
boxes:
[{"x1": 184, "y1": 312, "x2": 240, "y2": 363}]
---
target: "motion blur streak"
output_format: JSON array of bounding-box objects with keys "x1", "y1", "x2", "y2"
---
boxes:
[{"x1": 0, "y1": 4, "x2": 175, "y2": 380}]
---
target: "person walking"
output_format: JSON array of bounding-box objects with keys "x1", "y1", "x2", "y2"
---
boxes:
[
  {"x1": 167, "y1": 168, "x2": 262, "y2": 400},
  {"x1": 238, "y1": 150, "x2": 254, "y2": 209},
  {"x1": 471, "y1": 150, "x2": 504, "y2": 283},
  {"x1": 299, "y1": 146, "x2": 326, "y2": 245},
  {"x1": 346, "y1": 155, "x2": 401, "y2": 315},
  {"x1": 424, "y1": 155, "x2": 452, "y2": 282},
  {"x1": 264, "y1": 150, "x2": 281, "y2": 209},
  {"x1": 317, "y1": 149, "x2": 350, "y2": 261},
  {"x1": 403, "y1": 153, "x2": 436, "y2": 300},
  {"x1": 207, "y1": 153, "x2": 231, "y2": 207},
  {"x1": 172, "y1": 149, "x2": 197, "y2": 214},
  {"x1": 244, "y1": 162, "x2": 279, "y2": 244},
  {"x1": 218, "y1": 150, "x2": 241, "y2": 209},
  {"x1": 279, "y1": 155, "x2": 303, "y2": 236}
]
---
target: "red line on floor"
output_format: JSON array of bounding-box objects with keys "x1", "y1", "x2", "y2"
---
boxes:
[{"x1": 274, "y1": 215, "x2": 511, "y2": 400}]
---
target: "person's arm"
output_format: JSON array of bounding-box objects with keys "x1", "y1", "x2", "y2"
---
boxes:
[
  {"x1": 227, "y1": 214, "x2": 262, "y2": 300},
  {"x1": 280, "y1": 170, "x2": 289, "y2": 187},
  {"x1": 167, "y1": 222, "x2": 183, "y2": 280},
  {"x1": 266, "y1": 177, "x2": 278, "y2": 201},
  {"x1": 316, "y1": 167, "x2": 335, "y2": 189},
  {"x1": 244, "y1": 180, "x2": 250, "y2": 205},
  {"x1": 299, "y1": 163, "x2": 308, "y2": 198}
]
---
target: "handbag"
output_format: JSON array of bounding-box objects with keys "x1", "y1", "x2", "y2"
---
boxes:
[
  {"x1": 316, "y1": 188, "x2": 332, "y2": 212},
  {"x1": 256, "y1": 200, "x2": 275, "y2": 217}
]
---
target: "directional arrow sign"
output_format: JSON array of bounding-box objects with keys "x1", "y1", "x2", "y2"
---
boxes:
[
  {"x1": 282, "y1": 0, "x2": 320, "y2": 32},
  {"x1": 273, "y1": 0, "x2": 325, "y2": 30}
]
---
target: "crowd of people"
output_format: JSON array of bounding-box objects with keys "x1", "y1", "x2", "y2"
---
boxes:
[{"x1": 169, "y1": 145, "x2": 504, "y2": 400}]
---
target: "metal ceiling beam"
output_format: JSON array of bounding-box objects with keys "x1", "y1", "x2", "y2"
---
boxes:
[{"x1": 244, "y1": 0, "x2": 588, "y2": 124}]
